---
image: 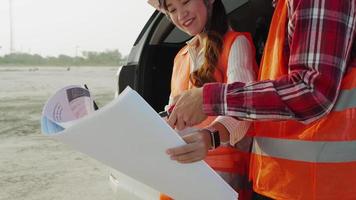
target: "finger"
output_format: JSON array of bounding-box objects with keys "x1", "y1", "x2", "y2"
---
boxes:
[
  {"x1": 185, "y1": 120, "x2": 194, "y2": 127},
  {"x1": 166, "y1": 143, "x2": 199, "y2": 156},
  {"x1": 170, "y1": 96, "x2": 184, "y2": 129},
  {"x1": 174, "y1": 150, "x2": 205, "y2": 163},
  {"x1": 175, "y1": 117, "x2": 186, "y2": 131},
  {"x1": 167, "y1": 111, "x2": 177, "y2": 128}
]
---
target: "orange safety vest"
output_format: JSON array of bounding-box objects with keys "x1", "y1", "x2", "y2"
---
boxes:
[
  {"x1": 160, "y1": 31, "x2": 256, "y2": 200},
  {"x1": 251, "y1": 0, "x2": 356, "y2": 199}
]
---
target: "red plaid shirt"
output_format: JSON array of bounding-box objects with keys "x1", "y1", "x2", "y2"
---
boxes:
[{"x1": 203, "y1": 0, "x2": 356, "y2": 123}]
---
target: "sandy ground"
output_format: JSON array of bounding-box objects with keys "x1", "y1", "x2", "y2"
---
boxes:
[{"x1": 0, "y1": 66, "x2": 143, "y2": 200}]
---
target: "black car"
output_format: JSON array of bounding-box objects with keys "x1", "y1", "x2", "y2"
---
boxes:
[{"x1": 117, "y1": 0, "x2": 274, "y2": 112}]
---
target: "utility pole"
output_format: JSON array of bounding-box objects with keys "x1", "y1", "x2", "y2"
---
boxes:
[
  {"x1": 9, "y1": 0, "x2": 14, "y2": 53},
  {"x1": 75, "y1": 45, "x2": 79, "y2": 57}
]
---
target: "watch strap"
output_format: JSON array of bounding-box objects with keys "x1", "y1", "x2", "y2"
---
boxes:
[{"x1": 204, "y1": 127, "x2": 220, "y2": 149}]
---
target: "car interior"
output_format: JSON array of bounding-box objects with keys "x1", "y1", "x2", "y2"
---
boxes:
[{"x1": 120, "y1": 0, "x2": 274, "y2": 112}]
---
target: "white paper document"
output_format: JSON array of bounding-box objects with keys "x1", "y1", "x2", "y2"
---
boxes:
[{"x1": 42, "y1": 87, "x2": 238, "y2": 200}]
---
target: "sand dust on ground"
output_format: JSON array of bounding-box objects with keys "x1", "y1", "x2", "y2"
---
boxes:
[{"x1": 0, "y1": 66, "x2": 157, "y2": 200}]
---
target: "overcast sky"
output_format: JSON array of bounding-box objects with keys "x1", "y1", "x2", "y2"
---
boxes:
[{"x1": 0, "y1": 0, "x2": 155, "y2": 57}]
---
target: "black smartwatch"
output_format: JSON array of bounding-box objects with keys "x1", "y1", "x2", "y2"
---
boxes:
[{"x1": 204, "y1": 127, "x2": 220, "y2": 149}]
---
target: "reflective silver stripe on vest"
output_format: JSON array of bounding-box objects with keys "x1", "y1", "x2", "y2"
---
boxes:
[
  {"x1": 334, "y1": 88, "x2": 356, "y2": 111},
  {"x1": 252, "y1": 137, "x2": 356, "y2": 163}
]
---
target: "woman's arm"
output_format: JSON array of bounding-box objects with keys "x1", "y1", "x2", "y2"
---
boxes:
[
  {"x1": 209, "y1": 35, "x2": 256, "y2": 145},
  {"x1": 167, "y1": 36, "x2": 258, "y2": 163}
]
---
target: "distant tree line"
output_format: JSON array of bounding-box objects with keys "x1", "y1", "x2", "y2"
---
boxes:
[{"x1": 0, "y1": 50, "x2": 127, "y2": 66}]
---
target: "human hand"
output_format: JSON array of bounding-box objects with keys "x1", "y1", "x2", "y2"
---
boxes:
[
  {"x1": 166, "y1": 130, "x2": 211, "y2": 163},
  {"x1": 170, "y1": 95, "x2": 181, "y2": 106},
  {"x1": 167, "y1": 88, "x2": 207, "y2": 130}
]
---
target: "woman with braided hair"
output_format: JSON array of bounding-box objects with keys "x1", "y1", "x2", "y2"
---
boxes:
[{"x1": 148, "y1": 0, "x2": 258, "y2": 199}]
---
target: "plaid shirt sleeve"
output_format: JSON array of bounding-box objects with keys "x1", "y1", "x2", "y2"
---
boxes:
[{"x1": 203, "y1": 0, "x2": 356, "y2": 123}]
